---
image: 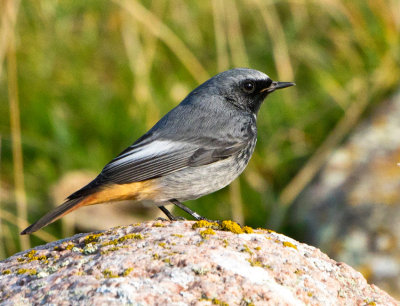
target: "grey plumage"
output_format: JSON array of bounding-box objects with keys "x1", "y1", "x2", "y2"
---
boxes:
[
  {"x1": 21, "y1": 68, "x2": 294, "y2": 235},
  {"x1": 72, "y1": 69, "x2": 272, "y2": 195}
]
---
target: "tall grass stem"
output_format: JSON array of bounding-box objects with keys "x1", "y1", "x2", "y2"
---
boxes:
[{"x1": 6, "y1": 0, "x2": 29, "y2": 250}]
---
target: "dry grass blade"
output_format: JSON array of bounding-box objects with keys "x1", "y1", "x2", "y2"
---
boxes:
[
  {"x1": 280, "y1": 85, "x2": 369, "y2": 206},
  {"x1": 253, "y1": 0, "x2": 296, "y2": 123},
  {"x1": 0, "y1": 135, "x2": 4, "y2": 259},
  {"x1": 1, "y1": 223, "x2": 17, "y2": 258},
  {"x1": 212, "y1": 0, "x2": 229, "y2": 71},
  {"x1": 225, "y1": 0, "x2": 249, "y2": 67},
  {"x1": 115, "y1": 0, "x2": 209, "y2": 83},
  {"x1": 120, "y1": 10, "x2": 161, "y2": 127},
  {"x1": 229, "y1": 180, "x2": 244, "y2": 225},
  {"x1": 280, "y1": 0, "x2": 400, "y2": 207},
  {"x1": 0, "y1": 0, "x2": 20, "y2": 79},
  {"x1": 212, "y1": 0, "x2": 245, "y2": 223},
  {"x1": 390, "y1": 0, "x2": 400, "y2": 30},
  {"x1": 6, "y1": 0, "x2": 30, "y2": 250},
  {"x1": 253, "y1": 0, "x2": 294, "y2": 82},
  {"x1": 0, "y1": 208, "x2": 57, "y2": 243},
  {"x1": 225, "y1": 1, "x2": 249, "y2": 223}
]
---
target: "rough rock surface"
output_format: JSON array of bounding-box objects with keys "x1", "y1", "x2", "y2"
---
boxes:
[
  {"x1": 291, "y1": 90, "x2": 400, "y2": 297},
  {"x1": 0, "y1": 221, "x2": 398, "y2": 305}
]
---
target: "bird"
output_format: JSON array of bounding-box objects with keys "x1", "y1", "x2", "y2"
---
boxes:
[{"x1": 21, "y1": 68, "x2": 295, "y2": 235}]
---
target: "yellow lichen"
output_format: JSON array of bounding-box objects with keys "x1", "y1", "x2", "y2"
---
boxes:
[
  {"x1": 100, "y1": 245, "x2": 129, "y2": 255},
  {"x1": 16, "y1": 269, "x2": 26, "y2": 275},
  {"x1": 118, "y1": 233, "x2": 144, "y2": 242},
  {"x1": 101, "y1": 240, "x2": 118, "y2": 247},
  {"x1": 282, "y1": 241, "x2": 297, "y2": 250},
  {"x1": 163, "y1": 258, "x2": 171, "y2": 264},
  {"x1": 153, "y1": 222, "x2": 165, "y2": 227},
  {"x1": 364, "y1": 299, "x2": 376, "y2": 306},
  {"x1": 220, "y1": 220, "x2": 243, "y2": 234},
  {"x1": 17, "y1": 268, "x2": 37, "y2": 275},
  {"x1": 294, "y1": 269, "x2": 304, "y2": 275},
  {"x1": 200, "y1": 228, "x2": 216, "y2": 239},
  {"x1": 247, "y1": 259, "x2": 262, "y2": 267},
  {"x1": 171, "y1": 234, "x2": 183, "y2": 238},
  {"x1": 101, "y1": 247, "x2": 118, "y2": 255},
  {"x1": 37, "y1": 255, "x2": 47, "y2": 261},
  {"x1": 158, "y1": 242, "x2": 166, "y2": 248},
  {"x1": 2, "y1": 270, "x2": 11, "y2": 275},
  {"x1": 247, "y1": 258, "x2": 271, "y2": 269},
  {"x1": 193, "y1": 220, "x2": 254, "y2": 236},
  {"x1": 84, "y1": 233, "x2": 104, "y2": 244},
  {"x1": 254, "y1": 246, "x2": 261, "y2": 251},
  {"x1": 26, "y1": 250, "x2": 37, "y2": 256},
  {"x1": 222, "y1": 239, "x2": 229, "y2": 248},
  {"x1": 241, "y1": 244, "x2": 253, "y2": 255},
  {"x1": 242, "y1": 226, "x2": 254, "y2": 234},
  {"x1": 241, "y1": 299, "x2": 255, "y2": 306},
  {"x1": 55, "y1": 242, "x2": 75, "y2": 251},
  {"x1": 122, "y1": 267, "x2": 133, "y2": 276},
  {"x1": 102, "y1": 269, "x2": 118, "y2": 278},
  {"x1": 212, "y1": 298, "x2": 229, "y2": 306},
  {"x1": 18, "y1": 249, "x2": 48, "y2": 263},
  {"x1": 192, "y1": 220, "x2": 218, "y2": 229},
  {"x1": 110, "y1": 246, "x2": 121, "y2": 252},
  {"x1": 102, "y1": 233, "x2": 144, "y2": 246}
]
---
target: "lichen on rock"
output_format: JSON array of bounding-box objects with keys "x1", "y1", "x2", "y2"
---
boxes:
[{"x1": 0, "y1": 220, "x2": 398, "y2": 305}]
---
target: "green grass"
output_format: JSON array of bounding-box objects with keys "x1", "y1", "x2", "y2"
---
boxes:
[{"x1": 0, "y1": 0, "x2": 399, "y2": 258}]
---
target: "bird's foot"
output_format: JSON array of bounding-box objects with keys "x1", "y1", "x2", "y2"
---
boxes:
[
  {"x1": 155, "y1": 217, "x2": 169, "y2": 222},
  {"x1": 158, "y1": 205, "x2": 186, "y2": 221}
]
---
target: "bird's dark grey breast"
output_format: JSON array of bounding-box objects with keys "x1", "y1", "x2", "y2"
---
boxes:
[
  {"x1": 229, "y1": 113, "x2": 257, "y2": 171},
  {"x1": 234, "y1": 135, "x2": 257, "y2": 169}
]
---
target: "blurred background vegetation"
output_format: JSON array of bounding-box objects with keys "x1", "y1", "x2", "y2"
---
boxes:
[{"x1": 1, "y1": 0, "x2": 399, "y2": 263}]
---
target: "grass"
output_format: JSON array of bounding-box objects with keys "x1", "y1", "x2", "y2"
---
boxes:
[{"x1": 0, "y1": 0, "x2": 399, "y2": 259}]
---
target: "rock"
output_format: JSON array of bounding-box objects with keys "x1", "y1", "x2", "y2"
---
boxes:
[
  {"x1": 290, "y1": 90, "x2": 400, "y2": 297},
  {"x1": 0, "y1": 221, "x2": 397, "y2": 305}
]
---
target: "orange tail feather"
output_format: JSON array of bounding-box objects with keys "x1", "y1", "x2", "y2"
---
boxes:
[{"x1": 21, "y1": 180, "x2": 158, "y2": 235}]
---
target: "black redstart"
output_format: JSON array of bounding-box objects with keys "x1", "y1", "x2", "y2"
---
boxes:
[{"x1": 21, "y1": 68, "x2": 294, "y2": 234}]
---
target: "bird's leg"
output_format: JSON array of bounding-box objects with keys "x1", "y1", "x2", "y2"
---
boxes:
[
  {"x1": 169, "y1": 199, "x2": 210, "y2": 221},
  {"x1": 158, "y1": 205, "x2": 178, "y2": 221}
]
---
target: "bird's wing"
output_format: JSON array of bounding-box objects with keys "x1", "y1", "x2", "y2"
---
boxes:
[{"x1": 99, "y1": 137, "x2": 246, "y2": 184}]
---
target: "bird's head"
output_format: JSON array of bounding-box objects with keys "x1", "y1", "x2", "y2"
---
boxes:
[{"x1": 204, "y1": 68, "x2": 295, "y2": 114}]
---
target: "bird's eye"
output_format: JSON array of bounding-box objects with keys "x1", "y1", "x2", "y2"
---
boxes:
[{"x1": 242, "y1": 81, "x2": 256, "y2": 94}]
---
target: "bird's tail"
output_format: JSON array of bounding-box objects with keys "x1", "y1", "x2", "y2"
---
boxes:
[
  {"x1": 20, "y1": 180, "x2": 159, "y2": 235},
  {"x1": 20, "y1": 197, "x2": 88, "y2": 235}
]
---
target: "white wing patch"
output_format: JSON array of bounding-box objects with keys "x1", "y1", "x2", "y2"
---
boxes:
[{"x1": 104, "y1": 140, "x2": 186, "y2": 171}]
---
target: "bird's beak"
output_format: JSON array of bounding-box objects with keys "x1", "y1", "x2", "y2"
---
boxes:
[{"x1": 260, "y1": 81, "x2": 296, "y2": 93}]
